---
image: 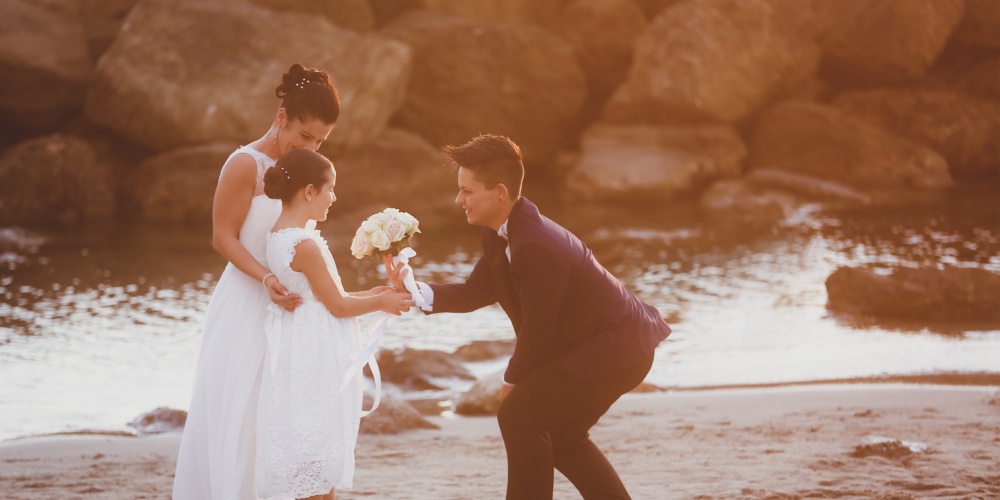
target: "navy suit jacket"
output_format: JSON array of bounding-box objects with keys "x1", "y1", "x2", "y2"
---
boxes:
[{"x1": 428, "y1": 198, "x2": 671, "y2": 384}]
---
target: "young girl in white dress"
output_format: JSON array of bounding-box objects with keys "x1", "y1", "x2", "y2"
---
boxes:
[{"x1": 256, "y1": 149, "x2": 413, "y2": 500}]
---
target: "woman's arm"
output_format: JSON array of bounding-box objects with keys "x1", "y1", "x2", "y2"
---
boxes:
[
  {"x1": 211, "y1": 153, "x2": 300, "y2": 310},
  {"x1": 293, "y1": 239, "x2": 412, "y2": 317}
]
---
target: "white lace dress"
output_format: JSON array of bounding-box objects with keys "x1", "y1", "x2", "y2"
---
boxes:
[
  {"x1": 173, "y1": 146, "x2": 284, "y2": 500},
  {"x1": 256, "y1": 227, "x2": 363, "y2": 499}
]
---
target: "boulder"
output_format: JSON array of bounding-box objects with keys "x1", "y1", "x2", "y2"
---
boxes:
[
  {"x1": 834, "y1": 88, "x2": 1000, "y2": 182},
  {"x1": 325, "y1": 128, "x2": 455, "y2": 216},
  {"x1": 603, "y1": 0, "x2": 821, "y2": 124},
  {"x1": 127, "y1": 407, "x2": 186, "y2": 435},
  {"x1": 452, "y1": 339, "x2": 516, "y2": 362},
  {"x1": 748, "y1": 101, "x2": 952, "y2": 192},
  {"x1": 629, "y1": 0, "x2": 689, "y2": 19},
  {"x1": 699, "y1": 179, "x2": 800, "y2": 223},
  {"x1": 953, "y1": 0, "x2": 1000, "y2": 49},
  {"x1": 454, "y1": 369, "x2": 504, "y2": 416},
  {"x1": 85, "y1": 0, "x2": 410, "y2": 152},
  {"x1": 418, "y1": 0, "x2": 570, "y2": 25},
  {"x1": 382, "y1": 11, "x2": 586, "y2": 168},
  {"x1": 743, "y1": 169, "x2": 873, "y2": 205},
  {"x1": 359, "y1": 391, "x2": 439, "y2": 435},
  {"x1": 566, "y1": 124, "x2": 745, "y2": 202},
  {"x1": 953, "y1": 58, "x2": 1000, "y2": 102},
  {"x1": 551, "y1": 0, "x2": 646, "y2": 116},
  {"x1": 818, "y1": 0, "x2": 965, "y2": 86},
  {"x1": 375, "y1": 347, "x2": 475, "y2": 391},
  {"x1": 73, "y1": 0, "x2": 141, "y2": 59},
  {"x1": 0, "y1": 0, "x2": 93, "y2": 134},
  {"x1": 0, "y1": 134, "x2": 115, "y2": 225},
  {"x1": 826, "y1": 266, "x2": 1000, "y2": 323},
  {"x1": 132, "y1": 143, "x2": 239, "y2": 224},
  {"x1": 247, "y1": 0, "x2": 375, "y2": 31}
]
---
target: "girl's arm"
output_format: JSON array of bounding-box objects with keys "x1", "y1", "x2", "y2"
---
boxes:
[
  {"x1": 350, "y1": 286, "x2": 395, "y2": 298},
  {"x1": 292, "y1": 239, "x2": 412, "y2": 317},
  {"x1": 212, "y1": 153, "x2": 300, "y2": 311}
]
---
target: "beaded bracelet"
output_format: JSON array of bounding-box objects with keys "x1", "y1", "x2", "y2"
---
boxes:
[{"x1": 261, "y1": 272, "x2": 275, "y2": 288}]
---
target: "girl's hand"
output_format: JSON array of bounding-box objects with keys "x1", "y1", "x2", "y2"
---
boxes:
[
  {"x1": 366, "y1": 285, "x2": 396, "y2": 296},
  {"x1": 266, "y1": 277, "x2": 302, "y2": 312},
  {"x1": 378, "y1": 290, "x2": 414, "y2": 316},
  {"x1": 383, "y1": 254, "x2": 409, "y2": 292}
]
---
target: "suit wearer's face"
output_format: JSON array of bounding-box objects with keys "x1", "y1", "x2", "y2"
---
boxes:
[{"x1": 455, "y1": 167, "x2": 504, "y2": 228}]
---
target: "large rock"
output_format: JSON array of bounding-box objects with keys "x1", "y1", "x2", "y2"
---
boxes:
[
  {"x1": 566, "y1": 124, "x2": 745, "y2": 202},
  {"x1": 552, "y1": 0, "x2": 646, "y2": 114},
  {"x1": 833, "y1": 88, "x2": 1000, "y2": 182},
  {"x1": 375, "y1": 347, "x2": 476, "y2": 391},
  {"x1": 418, "y1": 0, "x2": 570, "y2": 25},
  {"x1": 953, "y1": 58, "x2": 1000, "y2": 102},
  {"x1": 74, "y1": 0, "x2": 141, "y2": 58},
  {"x1": 382, "y1": 11, "x2": 586, "y2": 167},
  {"x1": 454, "y1": 369, "x2": 504, "y2": 416},
  {"x1": 452, "y1": 339, "x2": 516, "y2": 362},
  {"x1": 85, "y1": 0, "x2": 411, "y2": 152},
  {"x1": 748, "y1": 101, "x2": 953, "y2": 192},
  {"x1": 818, "y1": 0, "x2": 965, "y2": 86},
  {"x1": 359, "y1": 391, "x2": 439, "y2": 435},
  {"x1": 0, "y1": 0, "x2": 93, "y2": 134},
  {"x1": 0, "y1": 134, "x2": 115, "y2": 225},
  {"x1": 248, "y1": 0, "x2": 375, "y2": 31},
  {"x1": 128, "y1": 407, "x2": 186, "y2": 435},
  {"x1": 699, "y1": 178, "x2": 800, "y2": 223},
  {"x1": 826, "y1": 266, "x2": 1000, "y2": 323},
  {"x1": 132, "y1": 143, "x2": 238, "y2": 224},
  {"x1": 325, "y1": 128, "x2": 455, "y2": 215},
  {"x1": 953, "y1": 0, "x2": 1000, "y2": 49},
  {"x1": 603, "y1": 0, "x2": 821, "y2": 124}
]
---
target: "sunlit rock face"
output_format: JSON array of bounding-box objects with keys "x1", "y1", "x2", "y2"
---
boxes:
[
  {"x1": 603, "y1": 0, "x2": 822, "y2": 125},
  {"x1": 818, "y1": 0, "x2": 965, "y2": 87},
  {"x1": 748, "y1": 101, "x2": 953, "y2": 193},
  {"x1": 84, "y1": 0, "x2": 411, "y2": 153},
  {"x1": 834, "y1": 88, "x2": 1000, "y2": 182},
  {"x1": 382, "y1": 11, "x2": 586, "y2": 169},
  {"x1": 566, "y1": 124, "x2": 745, "y2": 202},
  {"x1": 0, "y1": 0, "x2": 93, "y2": 135},
  {"x1": 0, "y1": 134, "x2": 115, "y2": 225},
  {"x1": 417, "y1": 0, "x2": 571, "y2": 26},
  {"x1": 247, "y1": 0, "x2": 375, "y2": 32}
]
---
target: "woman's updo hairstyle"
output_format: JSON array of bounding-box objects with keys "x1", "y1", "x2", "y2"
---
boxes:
[
  {"x1": 275, "y1": 63, "x2": 341, "y2": 124},
  {"x1": 263, "y1": 149, "x2": 335, "y2": 203}
]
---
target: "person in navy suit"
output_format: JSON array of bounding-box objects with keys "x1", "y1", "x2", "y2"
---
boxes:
[{"x1": 385, "y1": 134, "x2": 671, "y2": 499}]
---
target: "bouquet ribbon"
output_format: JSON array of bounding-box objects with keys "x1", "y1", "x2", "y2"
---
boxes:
[{"x1": 338, "y1": 247, "x2": 427, "y2": 416}]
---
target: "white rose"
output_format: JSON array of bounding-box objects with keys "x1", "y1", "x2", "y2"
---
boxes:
[
  {"x1": 370, "y1": 229, "x2": 391, "y2": 251},
  {"x1": 398, "y1": 212, "x2": 419, "y2": 234},
  {"x1": 385, "y1": 219, "x2": 407, "y2": 241},
  {"x1": 360, "y1": 218, "x2": 381, "y2": 234},
  {"x1": 350, "y1": 231, "x2": 370, "y2": 259}
]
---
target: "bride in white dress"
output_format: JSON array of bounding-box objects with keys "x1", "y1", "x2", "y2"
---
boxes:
[
  {"x1": 173, "y1": 64, "x2": 342, "y2": 500},
  {"x1": 256, "y1": 149, "x2": 412, "y2": 500}
]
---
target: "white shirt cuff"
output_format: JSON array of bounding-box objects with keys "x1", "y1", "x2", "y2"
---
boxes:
[{"x1": 416, "y1": 281, "x2": 434, "y2": 312}]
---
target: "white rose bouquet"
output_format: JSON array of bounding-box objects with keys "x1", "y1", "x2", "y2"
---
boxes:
[{"x1": 350, "y1": 208, "x2": 420, "y2": 259}]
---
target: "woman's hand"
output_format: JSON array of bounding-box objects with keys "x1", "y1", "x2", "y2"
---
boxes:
[
  {"x1": 383, "y1": 254, "x2": 410, "y2": 292},
  {"x1": 266, "y1": 276, "x2": 302, "y2": 312},
  {"x1": 378, "y1": 289, "x2": 414, "y2": 316}
]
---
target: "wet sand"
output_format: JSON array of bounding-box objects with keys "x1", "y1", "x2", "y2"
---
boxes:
[{"x1": 2, "y1": 385, "x2": 998, "y2": 499}]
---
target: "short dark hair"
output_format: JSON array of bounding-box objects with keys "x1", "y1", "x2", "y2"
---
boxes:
[
  {"x1": 275, "y1": 63, "x2": 341, "y2": 124},
  {"x1": 263, "y1": 149, "x2": 335, "y2": 203},
  {"x1": 442, "y1": 134, "x2": 524, "y2": 198}
]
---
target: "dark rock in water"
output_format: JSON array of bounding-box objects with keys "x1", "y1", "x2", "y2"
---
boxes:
[
  {"x1": 825, "y1": 266, "x2": 1000, "y2": 323},
  {"x1": 360, "y1": 392, "x2": 439, "y2": 435},
  {"x1": 699, "y1": 179, "x2": 800, "y2": 226},
  {"x1": 128, "y1": 407, "x2": 187, "y2": 435},
  {"x1": 0, "y1": 134, "x2": 115, "y2": 225},
  {"x1": 850, "y1": 435, "x2": 928, "y2": 460},
  {"x1": 743, "y1": 169, "x2": 873, "y2": 205},
  {"x1": 375, "y1": 347, "x2": 476, "y2": 391},
  {"x1": 455, "y1": 369, "x2": 504, "y2": 416},
  {"x1": 452, "y1": 339, "x2": 516, "y2": 362}
]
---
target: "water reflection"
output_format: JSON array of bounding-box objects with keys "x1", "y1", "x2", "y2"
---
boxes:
[{"x1": 1, "y1": 189, "x2": 998, "y2": 440}]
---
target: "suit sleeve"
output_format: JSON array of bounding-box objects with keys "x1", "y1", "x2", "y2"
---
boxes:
[
  {"x1": 426, "y1": 232, "x2": 497, "y2": 314},
  {"x1": 504, "y1": 243, "x2": 571, "y2": 384}
]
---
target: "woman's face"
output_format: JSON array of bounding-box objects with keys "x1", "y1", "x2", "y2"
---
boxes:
[
  {"x1": 278, "y1": 116, "x2": 334, "y2": 154},
  {"x1": 305, "y1": 169, "x2": 337, "y2": 222}
]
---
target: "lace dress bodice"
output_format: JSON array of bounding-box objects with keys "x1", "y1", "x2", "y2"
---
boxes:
[
  {"x1": 266, "y1": 227, "x2": 344, "y2": 301},
  {"x1": 222, "y1": 146, "x2": 281, "y2": 266}
]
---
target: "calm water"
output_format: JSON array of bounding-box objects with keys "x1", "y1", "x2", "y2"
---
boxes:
[{"x1": 1, "y1": 188, "x2": 998, "y2": 440}]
